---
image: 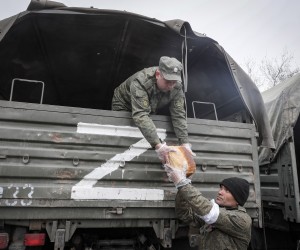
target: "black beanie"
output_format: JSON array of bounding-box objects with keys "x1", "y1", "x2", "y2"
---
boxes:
[{"x1": 220, "y1": 177, "x2": 250, "y2": 206}]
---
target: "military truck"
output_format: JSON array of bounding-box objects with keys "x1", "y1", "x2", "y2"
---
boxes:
[
  {"x1": 252, "y1": 74, "x2": 300, "y2": 250},
  {"x1": 0, "y1": 1, "x2": 274, "y2": 249}
]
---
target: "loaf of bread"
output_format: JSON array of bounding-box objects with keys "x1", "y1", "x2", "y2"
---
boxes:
[{"x1": 168, "y1": 146, "x2": 196, "y2": 177}]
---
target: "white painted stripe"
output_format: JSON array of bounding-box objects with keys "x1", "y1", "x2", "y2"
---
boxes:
[
  {"x1": 72, "y1": 187, "x2": 164, "y2": 200},
  {"x1": 77, "y1": 122, "x2": 166, "y2": 139},
  {"x1": 74, "y1": 138, "x2": 150, "y2": 187},
  {"x1": 72, "y1": 123, "x2": 167, "y2": 200}
]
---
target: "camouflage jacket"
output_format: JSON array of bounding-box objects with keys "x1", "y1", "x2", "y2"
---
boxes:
[
  {"x1": 175, "y1": 184, "x2": 252, "y2": 250},
  {"x1": 112, "y1": 67, "x2": 188, "y2": 147}
]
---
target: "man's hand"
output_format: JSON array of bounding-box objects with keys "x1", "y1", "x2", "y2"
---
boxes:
[
  {"x1": 164, "y1": 164, "x2": 191, "y2": 189},
  {"x1": 155, "y1": 142, "x2": 176, "y2": 163},
  {"x1": 182, "y1": 143, "x2": 196, "y2": 157}
]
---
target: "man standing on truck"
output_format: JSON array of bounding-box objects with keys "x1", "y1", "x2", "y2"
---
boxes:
[
  {"x1": 112, "y1": 56, "x2": 195, "y2": 162},
  {"x1": 164, "y1": 164, "x2": 251, "y2": 249}
]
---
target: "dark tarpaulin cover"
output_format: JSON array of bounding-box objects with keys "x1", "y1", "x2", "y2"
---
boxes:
[
  {"x1": 0, "y1": 0, "x2": 275, "y2": 149},
  {"x1": 259, "y1": 73, "x2": 300, "y2": 165},
  {"x1": 224, "y1": 53, "x2": 275, "y2": 149}
]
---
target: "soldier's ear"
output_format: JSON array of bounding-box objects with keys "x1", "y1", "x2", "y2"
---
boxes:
[{"x1": 155, "y1": 69, "x2": 160, "y2": 80}]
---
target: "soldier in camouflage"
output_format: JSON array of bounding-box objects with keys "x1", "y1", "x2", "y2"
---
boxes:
[
  {"x1": 112, "y1": 56, "x2": 195, "y2": 162},
  {"x1": 164, "y1": 165, "x2": 252, "y2": 250}
]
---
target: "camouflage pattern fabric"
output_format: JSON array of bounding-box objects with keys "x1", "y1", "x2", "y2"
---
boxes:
[
  {"x1": 112, "y1": 67, "x2": 188, "y2": 147},
  {"x1": 176, "y1": 184, "x2": 252, "y2": 250}
]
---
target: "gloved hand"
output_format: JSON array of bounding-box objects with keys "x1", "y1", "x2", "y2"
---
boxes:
[
  {"x1": 164, "y1": 164, "x2": 191, "y2": 189},
  {"x1": 182, "y1": 143, "x2": 196, "y2": 157},
  {"x1": 155, "y1": 142, "x2": 176, "y2": 163}
]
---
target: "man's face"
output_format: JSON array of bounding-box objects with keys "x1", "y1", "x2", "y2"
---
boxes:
[
  {"x1": 156, "y1": 70, "x2": 177, "y2": 92},
  {"x1": 215, "y1": 185, "x2": 238, "y2": 208}
]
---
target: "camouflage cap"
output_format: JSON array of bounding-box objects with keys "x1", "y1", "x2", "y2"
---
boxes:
[{"x1": 159, "y1": 56, "x2": 183, "y2": 82}]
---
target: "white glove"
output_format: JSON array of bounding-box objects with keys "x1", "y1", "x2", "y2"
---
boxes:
[
  {"x1": 155, "y1": 142, "x2": 176, "y2": 163},
  {"x1": 164, "y1": 164, "x2": 191, "y2": 189},
  {"x1": 182, "y1": 143, "x2": 196, "y2": 157}
]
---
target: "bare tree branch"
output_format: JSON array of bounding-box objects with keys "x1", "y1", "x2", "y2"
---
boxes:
[{"x1": 243, "y1": 48, "x2": 299, "y2": 91}]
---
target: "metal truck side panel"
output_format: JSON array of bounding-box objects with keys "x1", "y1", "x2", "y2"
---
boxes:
[{"x1": 0, "y1": 100, "x2": 261, "y2": 226}]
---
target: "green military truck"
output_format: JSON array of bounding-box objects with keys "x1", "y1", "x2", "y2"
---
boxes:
[
  {"x1": 253, "y1": 74, "x2": 300, "y2": 250},
  {"x1": 0, "y1": 1, "x2": 274, "y2": 249}
]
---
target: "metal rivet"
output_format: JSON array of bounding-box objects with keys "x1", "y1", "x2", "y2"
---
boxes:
[
  {"x1": 73, "y1": 157, "x2": 79, "y2": 166},
  {"x1": 22, "y1": 154, "x2": 30, "y2": 164},
  {"x1": 238, "y1": 165, "x2": 243, "y2": 172}
]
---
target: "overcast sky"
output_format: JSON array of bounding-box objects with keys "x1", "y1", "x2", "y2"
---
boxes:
[{"x1": 1, "y1": 0, "x2": 299, "y2": 68}]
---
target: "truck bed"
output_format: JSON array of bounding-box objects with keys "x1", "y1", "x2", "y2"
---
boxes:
[{"x1": 0, "y1": 100, "x2": 261, "y2": 226}]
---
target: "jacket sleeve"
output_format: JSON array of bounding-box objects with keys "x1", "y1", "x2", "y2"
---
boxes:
[
  {"x1": 169, "y1": 89, "x2": 189, "y2": 144},
  {"x1": 177, "y1": 184, "x2": 214, "y2": 217},
  {"x1": 130, "y1": 81, "x2": 161, "y2": 147},
  {"x1": 175, "y1": 189, "x2": 204, "y2": 227}
]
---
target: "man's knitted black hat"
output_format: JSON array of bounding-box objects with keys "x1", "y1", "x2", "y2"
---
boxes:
[{"x1": 220, "y1": 177, "x2": 250, "y2": 206}]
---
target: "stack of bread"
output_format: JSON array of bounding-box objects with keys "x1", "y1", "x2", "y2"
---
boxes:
[{"x1": 167, "y1": 146, "x2": 196, "y2": 177}]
